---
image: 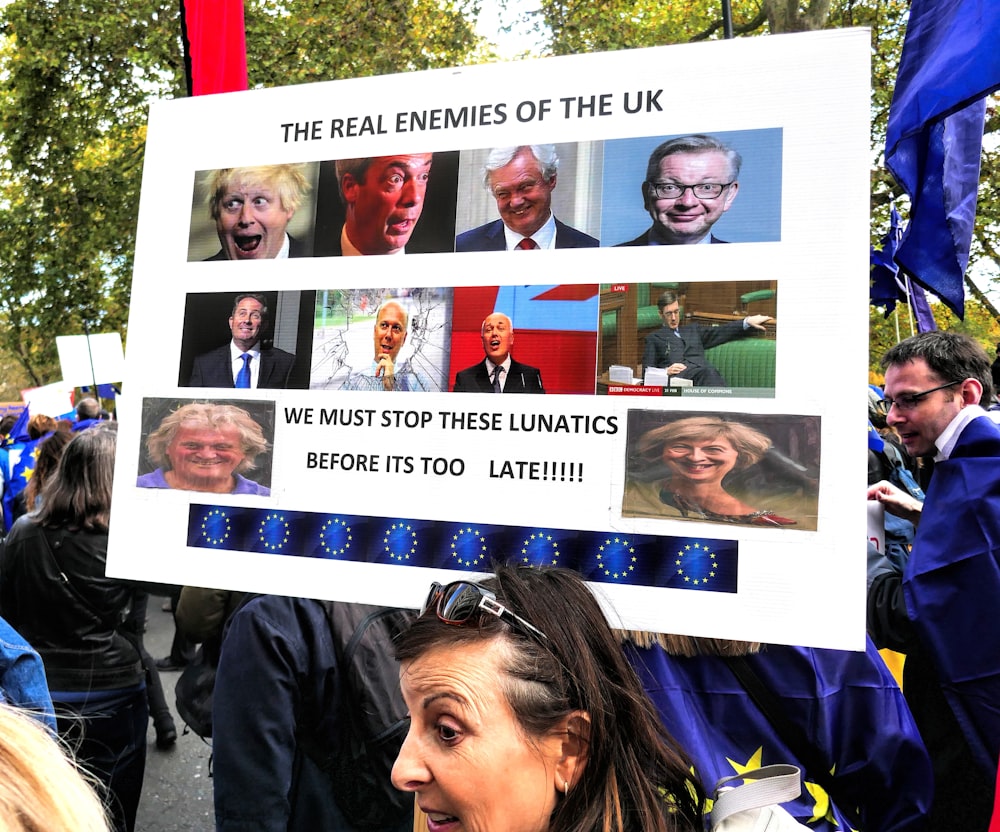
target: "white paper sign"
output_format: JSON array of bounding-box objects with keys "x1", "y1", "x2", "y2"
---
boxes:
[{"x1": 108, "y1": 30, "x2": 871, "y2": 649}]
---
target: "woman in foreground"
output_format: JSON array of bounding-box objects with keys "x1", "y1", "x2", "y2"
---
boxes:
[
  {"x1": 0, "y1": 426, "x2": 146, "y2": 832},
  {"x1": 0, "y1": 702, "x2": 110, "y2": 832},
  {"x1": 392, "y1": 564, "x2": 704, "y2": 832}
]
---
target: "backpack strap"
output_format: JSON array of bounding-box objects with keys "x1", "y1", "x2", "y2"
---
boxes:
[
  {"x1": 726, "y1": 657, "x2": 862, "y2": 829},
  {"x1": 711, "y1": 764, "x2": 802, "y2": 827}
]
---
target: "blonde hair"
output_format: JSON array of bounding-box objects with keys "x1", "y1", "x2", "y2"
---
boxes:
[
  {"x1": 209, "y1": 164, "x2": 310, "y2": 217},
  {"x1": 0, "y1": 703, "x2": 110, "y2": 832},
  {"x1": 146, "y1": 402, "x2": 268, "y2": 474},
  {"x1": 619, "y1": 630, "x2": 761, "y2": 658}
]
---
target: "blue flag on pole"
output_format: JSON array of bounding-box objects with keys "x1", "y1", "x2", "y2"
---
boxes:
[
  {"x1": 870, "y1": 206, "x2": 937, "y2": 331},
  {"x1": 884, "y1": 0, "x2": 1000, "y2": 319}
]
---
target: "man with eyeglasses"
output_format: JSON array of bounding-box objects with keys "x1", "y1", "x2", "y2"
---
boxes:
[
  {"x1": 641, "y1": 290, "x2": 770, "y2": 387},
  {"x1": 618, "y1": 134, "x2": 740, "y2": 246},
  {"x1": 456, "y1": 145, "x2": 599, "y2": 251},
  {"x1": 867, "y1": 330, "x2": 1000, "y2": 829}
]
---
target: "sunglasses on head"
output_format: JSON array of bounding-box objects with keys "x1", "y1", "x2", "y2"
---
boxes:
[{"x1": 422, "y1": 580, "x2": 549, "y2": 642}]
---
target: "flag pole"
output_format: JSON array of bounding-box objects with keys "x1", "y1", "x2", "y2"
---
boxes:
[{"x1": 721, "y1": 0, "x2": 734, "y2": 38}]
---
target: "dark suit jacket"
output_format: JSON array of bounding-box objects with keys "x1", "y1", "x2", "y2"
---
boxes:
[
  {"x1": 456, "y1": 218, "x2": 599, "y2": 252},
  {"x1": 616, "y1": 228, "x2": 728, "y2": 247},
  {"x1": 204, "y1": 234, "x2": 308, "y2": 261},
  {"x1": 453, "y1": 358, "x2": 545, "y2": 394},
  {"x1": 641, "y1": 320, "x2": 746, "y2": 372},
  {"x1": 187, "y1": 344, "x2": 296, "y2": 389}
]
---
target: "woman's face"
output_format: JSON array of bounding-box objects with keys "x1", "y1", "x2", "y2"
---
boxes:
[
  {"x1": 392, "y1": 639, "x2": 563, "y2": 832},
  {"x1": 662, "y1": 433, "x2": 739, "y2": 483}
]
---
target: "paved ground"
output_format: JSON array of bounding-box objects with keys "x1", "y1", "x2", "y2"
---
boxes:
[{"x1": 134, "y1": 597, "x2": 215, "y2": 831}]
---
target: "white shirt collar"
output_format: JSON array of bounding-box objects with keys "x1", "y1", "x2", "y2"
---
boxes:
[
  {"x1": 341, "y1": 224, "x2": 404, "y2": 256},
  {"x1": 503, "y1": 213, "x2": 556, "y2": 250},
  {"x1": 935, "y1": 404, "x2": 986, "y2": 461}
]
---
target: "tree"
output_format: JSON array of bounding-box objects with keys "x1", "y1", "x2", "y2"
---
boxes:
[
  {"x1": 537, "y1": 0, "x2": 1000, "y2": 352},
  {"x1": 0, "y1": 0, "x2": 482, "y2": 399},
  {"x1": 869, "y1": 298, "x2": 1000, "y2": 381}
]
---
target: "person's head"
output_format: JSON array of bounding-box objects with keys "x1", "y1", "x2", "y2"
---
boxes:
[
  {"x1": 642, "y1": 135, "x2": 741, "y2": 245},
  {"x1": 27, "y1": 414, "x2": 57, "y2": 441},
  {"x1": 336, "y1": 154, "x2": 433, "y2": 254},
  {"x1": 145, "y1": 402, "x2": 268, "y2": 493},
  {"x1": 75, "y1": 397, "x2": 101, "y2": 421},
  {"x1": 392, "y1": 565, "x2": 704, "y2": 832},
  {"x1": 481, "y1": 312, "x2": 515, "y2": 365},
  {"x1": 229, "y1": 293, "x2": 268, "y2": 351},
  {"x1": 0, "y1": 703, "x2": 110, "y2": 832},
  {"x1": 635, "y1": 416, "x2": 772, "y2": 484},
  {"x1": 655, "y1": 290, "x2": 682, "y2": 330},
  {"x1": 0, "y1": 413, "x2": 17, "y2": 438},
  {"x1": 23, "y1": 422, "x2": 74, "y2": 508},
  {"x1": 880, "y1": 331, "x2": 992, "y2": 456},
  {"x1": 34, "y1": 424, "x2": 117, "y2": 532},
  {"x1": 208, "y1": 165, "x2": 309, "y2": 260},
  {"x1": 483, "y1": 146, "x2": 558, "y2": 239},
  {"x1": 372, "y1": 300, "x2": 409, "y2": 363}
]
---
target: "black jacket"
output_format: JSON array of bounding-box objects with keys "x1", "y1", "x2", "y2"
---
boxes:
[{"x1": 0, "y1": 519, "x2": 142, "y2": 691}]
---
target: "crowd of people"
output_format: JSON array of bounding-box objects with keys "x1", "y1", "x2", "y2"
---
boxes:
[{"x1": 2, "y1": 330, "x2": 1000, "y2": 831}]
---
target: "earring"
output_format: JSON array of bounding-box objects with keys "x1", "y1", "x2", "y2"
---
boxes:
[{"x1": 562, "y1": 778, "x2": 570, "y2": 796}]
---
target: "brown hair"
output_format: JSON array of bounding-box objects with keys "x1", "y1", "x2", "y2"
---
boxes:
[
  {"x1": 34, "y1": 425, "x2": 117, "y2": 533},
  {"x1": 396, "y1": 565, "x2": 705, "y2": 832}
]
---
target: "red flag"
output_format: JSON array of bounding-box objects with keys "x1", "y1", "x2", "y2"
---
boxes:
[{"x1": 180, "y1": 0, "x2": 248, "y2": 96}]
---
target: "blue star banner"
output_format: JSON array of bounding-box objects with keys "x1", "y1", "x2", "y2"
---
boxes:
[{"x1": 187, "y1": 505, "x2": 739, "y2": 594}]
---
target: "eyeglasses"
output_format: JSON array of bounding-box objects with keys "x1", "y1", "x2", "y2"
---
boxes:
[
  {"x1": 646, "y1": 181, "x2": 734, "y2": 200},
  {"x1": 422, "y1": 581, "x2": 549, "y2": 642},
  {"x1": 882, "y1": 380, "x2": 961, "y2": 412}
]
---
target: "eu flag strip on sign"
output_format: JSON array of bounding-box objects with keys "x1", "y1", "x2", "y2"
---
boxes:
[
  {"x1": 884, "y1": 0, "x2": 1000, "y2": 318},
  {"x1": 187, "y1": 505, "x2": 739, "y2": 594}
]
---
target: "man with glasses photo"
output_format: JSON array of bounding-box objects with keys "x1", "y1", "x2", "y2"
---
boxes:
[
  {"x1": 867, "y1": 330, "x2": 1000, "y2": 829},
  {"x1": 618, "y1": 134, "x2": 740, "y2": 246}
]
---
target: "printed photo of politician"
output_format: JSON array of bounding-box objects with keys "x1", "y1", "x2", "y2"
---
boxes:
[
  {"x1": 448, "y1": 284, "x2": 600, "y2": 395},
  {"x1": 186, "y1": 163, "x2": 321, "y2": 261},
  {"x1": 600, "y1": 128, "x2": 783, "y2": 247},
  {"x1": 178, "y1": 291, "x2": 315, "y2": 390},
  {"x1": 621, "y1": 409, "x2": 819, "y2": 530},
  {"x1": 136, "y1": 398, "x2": 276, "y2": 496},
  {"x1": 596, "y1": 280, "x2": 777, "y2": 395},
  {"x1": 309, "y1": 287, "x2": 453, "y2": 392},
  {"x1": 453, "y1": 142, "x2": 603, "y2": 252},
  {"x1": 310, "y1": 151, "x2": 460, "y2": 256}
]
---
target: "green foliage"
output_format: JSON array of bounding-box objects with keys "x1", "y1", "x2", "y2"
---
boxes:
[
  {"x1": 0, "y1": 0, "x2": 483, "y2": 392},
  {"x1": 869, "y1": 298, "x2": 1000, "y2": 382}
]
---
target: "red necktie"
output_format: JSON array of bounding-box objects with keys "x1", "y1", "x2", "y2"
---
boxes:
[{"x1": 516, "y1": 238, "x2": 538, "y2": 250}]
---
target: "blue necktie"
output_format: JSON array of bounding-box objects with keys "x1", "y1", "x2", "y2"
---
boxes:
[
  {"x1": 236, "y1": 353, "x2": 252, "y2": 388},
  {"x1": 492, "y1": 366, "x2": 502, "y2": 393}
]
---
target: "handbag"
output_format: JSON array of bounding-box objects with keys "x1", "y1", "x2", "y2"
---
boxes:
[
  {"x1": 174, "y1": 644, "x2": 216, "y2": 739},
  {"x1": 711, "y1": 764, "x2": 811, "y2": 831}
]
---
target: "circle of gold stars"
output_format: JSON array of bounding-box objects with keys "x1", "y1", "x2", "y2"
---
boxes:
[
  {"x1": 450, "y1": 527, "x2": 487, "y2": 568},
  {"x1": 199, "y1": 508, "x2": 231, "y2": 546},
  {"x1": 383, "y1": 522, "x2": 417, "y2": 562},
  {"x1": 675, "y1": 542, "x2": 718, "y2": 586},
  {"x1": 596, "y1": 537, "x2": 637, "y2": 580},
  {"x1": 319, "y1": 517, "x2": 351, "y2": 557},
  {"x1": 521, "y1": 531, "x2": 559, "y2": 567},
  {"x1": 257, "y1": 513, "x2": 290, "y2": 552}
]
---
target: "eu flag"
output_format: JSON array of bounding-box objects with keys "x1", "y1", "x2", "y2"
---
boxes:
[{"x1": 884, "y1": 0, "x2": 1000, "y2": 318}]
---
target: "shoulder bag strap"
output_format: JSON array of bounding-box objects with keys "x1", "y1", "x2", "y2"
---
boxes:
[{"x1": 726, "y1": 656, "x2": 862, "y2": 829}]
